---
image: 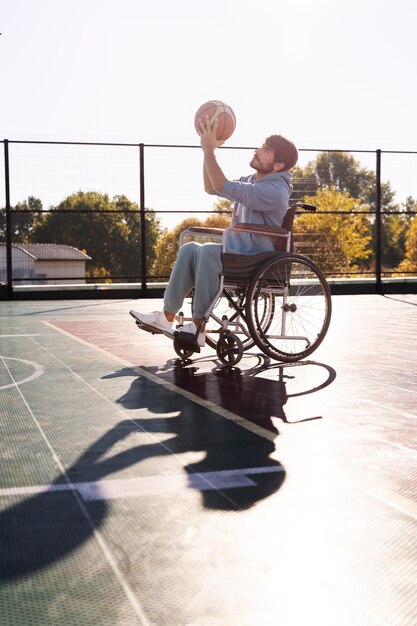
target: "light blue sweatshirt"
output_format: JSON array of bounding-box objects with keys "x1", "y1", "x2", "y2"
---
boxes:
[{"x1": 214, "y1": 171, "x2": 292, "y2": 254}]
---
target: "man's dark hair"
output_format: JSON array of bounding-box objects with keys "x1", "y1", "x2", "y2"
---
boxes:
[{"x1": 265, "y1": 135, "x2": 298, "y2": 170}]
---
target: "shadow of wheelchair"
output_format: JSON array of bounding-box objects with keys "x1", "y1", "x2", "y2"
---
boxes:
[
  {"x1": 138, "y1": 355, "x2": 336, "y2": 510},
  {"x1": 144, "y1": 353, "x2": 336, "y2": 431}
]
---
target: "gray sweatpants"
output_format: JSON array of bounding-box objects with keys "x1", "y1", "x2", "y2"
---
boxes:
[{"x1": 163, "y1": 242, "x2": 222, "y2": 319}]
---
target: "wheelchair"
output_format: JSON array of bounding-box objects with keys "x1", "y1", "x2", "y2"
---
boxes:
[{"x1": 170, "y1": 201, "x2": 331, "y2": 367}]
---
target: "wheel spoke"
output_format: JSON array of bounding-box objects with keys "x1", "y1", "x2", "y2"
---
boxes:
[{"x1": 246, "y1": 255, "x2": 331, "y2": 361}]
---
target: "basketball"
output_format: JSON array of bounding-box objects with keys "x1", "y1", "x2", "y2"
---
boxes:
[{"x1": 194, "y1": 100, "x2": 236, "y2": 142}]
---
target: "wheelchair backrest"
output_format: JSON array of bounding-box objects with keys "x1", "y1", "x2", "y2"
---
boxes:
[{"x1": 276, "y1": 205, "x2": 297, "y2": 252}]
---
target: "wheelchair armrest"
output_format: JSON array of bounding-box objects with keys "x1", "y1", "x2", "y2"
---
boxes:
[
  {"x1": 179, "y1": 226, "x2": 225, "y2": 248},
  {"x1": 223, "y1": 223, "x2": 292, "y2": 253},
  {"x1": 186, "y1": 227, "x2": 225, "y2": 235},
  {"x1": 233, "y1": 222, "x2": 290, "y2": 237}
]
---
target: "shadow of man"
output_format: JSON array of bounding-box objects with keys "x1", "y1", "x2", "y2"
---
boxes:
[
  {"x1": 138, "y1": 355, "x2": 337, "y2": 509},
  {"x1": 115, "y1": 368, "x2": 286, "y2": 511},
  {"x1": 0, "y1": 363, "x2": 289, "y2": 582},
  {"x1": 0, "y1": 419, "x2": 150, "y2": 582}
]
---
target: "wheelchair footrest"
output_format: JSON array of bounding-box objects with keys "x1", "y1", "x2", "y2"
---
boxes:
[
  {"x1": 135, "y1": 322, "x2": 163, "y2": 335},
  {"x1": 173, "y1": 330, "x2": 201, "y2": 354}
]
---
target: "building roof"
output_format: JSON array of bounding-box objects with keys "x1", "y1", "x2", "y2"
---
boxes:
[{"x1": 10, "y1": 244, "x2": 91, "y2": 261}]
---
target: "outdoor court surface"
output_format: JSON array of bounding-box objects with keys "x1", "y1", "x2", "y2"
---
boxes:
[{"x1": 0, "y1": 294, "x2": 416, "y2": 626}]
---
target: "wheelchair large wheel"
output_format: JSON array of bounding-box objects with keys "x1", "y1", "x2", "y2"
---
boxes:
[{"x1": 246, "y1": 254, "x2": 331, "y2": 362}]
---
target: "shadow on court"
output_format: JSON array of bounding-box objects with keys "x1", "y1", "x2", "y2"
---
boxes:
[
  {"x1": 0, "y1": 358, "x2": 338, "y2": 581},
  {"x1": 143, "y1": 356, "x2": 337, "y2": 429},
  {"x1": 115, "y1": 368, "x2": 288, "y2": 512}
]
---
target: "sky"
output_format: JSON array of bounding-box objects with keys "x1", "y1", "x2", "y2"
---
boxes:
[{"x1": 1, "y1": 0, "x2": 417, "y2": 223}]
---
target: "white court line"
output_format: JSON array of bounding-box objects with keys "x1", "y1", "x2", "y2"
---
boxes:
[
  {"x1": 0, "y1": 357, "x2": 44, "y2": 391},
  {"x1": 3, "y1": 317, "x2": 281, "y2": 616},
  {"x1": 35, "y1": 324, "x2": 255, "y2": 506},
  {"x1": 43, "y1": 320, "x2": 277, "y2": 442},
  {"x1": 42, "y1": 322, "x2": 417, "y2": 489},
  {"x1": 8, "y1": 317, "x2": 416, "y2": 626},
  {"x1": 0, "y1": 466, "x2": 284, "y2": 500},
  {"x1": 0, "y1": 351, "x2": 151, "y2": 626},
  {"x1": 43, "y1": 320, "x2": 417, "y2": 455},
  {"x1": 44, "y1": 321, "x2": 417, "y2": 459},
  {"x1": 0, "y1": 334, "x2": 41, "y2": 337}
]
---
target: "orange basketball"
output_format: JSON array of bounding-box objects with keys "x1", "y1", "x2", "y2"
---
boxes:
[{"x1": 194, "y1": 100, "x2": 236, "y2": 142}]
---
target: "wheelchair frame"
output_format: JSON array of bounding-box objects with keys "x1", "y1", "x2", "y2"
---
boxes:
[{"x1": 172, "y1": 202, "x2": 332, "y2": 366}]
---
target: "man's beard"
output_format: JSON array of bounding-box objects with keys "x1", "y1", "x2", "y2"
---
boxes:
[{"x1": 250, "y1": 155, "x2": 275, "y2": 175}]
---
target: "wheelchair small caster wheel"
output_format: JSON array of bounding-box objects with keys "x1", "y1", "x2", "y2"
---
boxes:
[
  {"x1": 173, "y1": 337, "x2": 194, "y2": 360},
  {"x1": 216, "y1": 333, "x2": 243, "y2": 366}
]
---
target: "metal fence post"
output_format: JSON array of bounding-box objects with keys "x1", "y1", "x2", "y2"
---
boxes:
[
  {"x1": 139, "y1": 143, "x2": 147, "y2": 294},
  {"x1": 4, "y1": 140, "x2": 13, "y2": 299},
  {"x1": 375, "y1": 149, "x2": 382, "y2": 294}
]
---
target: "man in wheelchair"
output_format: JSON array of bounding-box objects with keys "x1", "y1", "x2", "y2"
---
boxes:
[{"x1": 130, "y1": 116, "x2": 298, "y2": 349}]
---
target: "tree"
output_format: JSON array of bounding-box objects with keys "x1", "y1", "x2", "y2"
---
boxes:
[
  {"x1": 381, "y1": 213, "x2": 412, "y2": 270},
  {"x1": 292, "y1": 152, "x2": 405, "y2": 271},
  {"x1": 0, "y1": 196, "x2": 43, "y2": 243},
  {"x1": 150, "y1": 199, "x2": 232, "y2": 280},
  {"x1": 31, "y1": 191, "x2": 162, "y2": 281},
  {"x1": 151, "y1": 217, "x2": 203, "y2": 280},
  {"x1": 293, "y1": 188, "x2": 373, "y2": 274},
  {"x1": 112, "y1": 194, "x2": 163, "y2": 278},
  {"x1": 396, "y1": 199, "x2": 417, "y2": 275},
  {"x1": 151, "y1": 189, "x2": 375, "y2": 279},
  {"x1": 292, "y1": 151, "x2": 396, "y2": 210}
]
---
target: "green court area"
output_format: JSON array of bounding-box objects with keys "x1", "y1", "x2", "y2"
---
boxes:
[{"x1": 1, "y1": 296, "x2": 416, "y2": 626}]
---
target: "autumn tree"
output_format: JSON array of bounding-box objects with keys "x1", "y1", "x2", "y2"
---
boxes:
[
  {"x1": 291, "y1": 152, "x2": 412, "y2": 271},
  {"x1": 293, "y1": 188, "x2": 373, "y2": 274},
  {"x1": 396, "y1": 198, "x2": 417, "y2": 275},
  {"x1": 150, "y1": 200, "x2": 232, "y2": 280},
  {"x1": 292, "y1": 151, "x2": 395, "y2": 210}
]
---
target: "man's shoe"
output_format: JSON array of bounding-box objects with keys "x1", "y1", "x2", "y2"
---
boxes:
[
  {"x1": 167, "y1": 321, "x2": 205, "y2": 347},
  {"x1": 130, "y1": 310, "x2": 173, "y2": 332}
]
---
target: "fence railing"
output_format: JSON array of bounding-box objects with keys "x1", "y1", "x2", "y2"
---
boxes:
[{"x1": 1, "y1": 139, "x2": 416, "y2": 299}]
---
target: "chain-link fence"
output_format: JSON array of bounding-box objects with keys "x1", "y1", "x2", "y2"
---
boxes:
[{"x1": 1, "y1": 139, "x2": 416, "y2": 299}]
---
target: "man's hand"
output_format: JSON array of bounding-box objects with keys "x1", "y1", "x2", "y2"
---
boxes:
[
  {"x1": 197, "y1": 115, "x2": 224, "y2": 152},
  {"x1": 197, "y1": 115, "x2": 227, "y2": 193}
]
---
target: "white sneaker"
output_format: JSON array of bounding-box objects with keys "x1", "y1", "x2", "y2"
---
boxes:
[
  {"x1": 130, "y1": 309, "x2": 173, "y2": 332},
  {"x1": 167, "y1": 321, "x2": 206, "y2": 347}
]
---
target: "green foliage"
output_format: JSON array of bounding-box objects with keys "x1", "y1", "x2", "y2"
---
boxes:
[
  {"x1": 112, "y1": 194, "x2": 163, "y2": 278},
  {"x1": 0, "y1": 196, "x2": 43, "y2": 243},
  {"x1": 293, "y1": 188, "x2": 373, "y2": 274},
  {"x1": 31, "y1": 191, "x2": 162, "y2": 280}
]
